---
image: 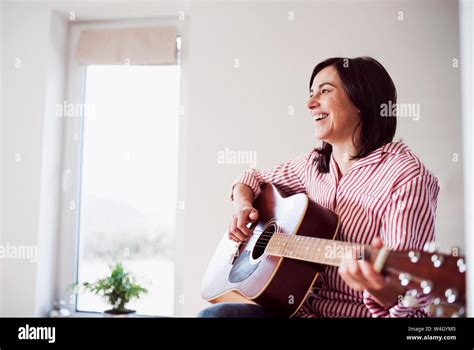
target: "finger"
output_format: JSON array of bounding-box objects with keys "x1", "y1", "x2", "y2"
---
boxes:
[
  {"x1": 371, "y1": 236, "x2": 384, "y2": 249},
  {"x1": 248, "y1": 208, "x2": 259, "y2": 221},
  {"x1": 237, "y1": 209, "x2": 252, "y2": 236},
  {"x1": 229, "y1": 232, "x2": 240, "y2": 242},
  {"x1": 227, "y1": 226, "x2": 240, "y2": 242},
  {"x1": 232, "y1": 230, "x2": 246, "y2": 241},
  {"x1": 339, "y1": 263, "x2": 364, "y2": 291},
  {"x1": 230, "y1": 216, "x2": 247, "y2": 241},
  {"x1": 346, "y1": 259, "x2": 382, "y2": 291},
  {"x1": 345, "y1": 259, "x2": 368, "y2": 289},
  {"x1": 358, "y1": 260, "x2": 385, "y2": 290},
  {"x1": 346, "y1": 258, "x2": 363, "y2": 280}
]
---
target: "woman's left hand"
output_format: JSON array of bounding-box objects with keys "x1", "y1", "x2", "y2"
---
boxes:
[{"x1": 338, "y1": 237, "x2": 386, "y2": 291}]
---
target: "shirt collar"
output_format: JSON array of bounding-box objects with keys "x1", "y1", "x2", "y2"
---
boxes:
[{"x1": 329, "y1": 141, "x2": 410, "y2": 182}]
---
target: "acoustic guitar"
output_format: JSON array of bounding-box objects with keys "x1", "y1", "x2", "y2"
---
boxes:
[{"x1": 201, "y1": 183, "x2": 466, "y2": 317}]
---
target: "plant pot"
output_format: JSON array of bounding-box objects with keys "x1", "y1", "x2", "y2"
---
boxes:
[{"x1": 102, "y1": 309, "x2": 136, "y2": 317}]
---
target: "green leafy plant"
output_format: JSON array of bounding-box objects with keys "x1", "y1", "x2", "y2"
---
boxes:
[{"x1": 76, "y1": 262, "x2": 148, "y2": 314}]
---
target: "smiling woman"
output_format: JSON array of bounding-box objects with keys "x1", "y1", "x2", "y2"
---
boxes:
[
  {"x1": 308, "y1": 57, "x2": 397, "y2": 174},
  {"x1": 199, "y1": 56, "x2": 440, "y2": 318}
]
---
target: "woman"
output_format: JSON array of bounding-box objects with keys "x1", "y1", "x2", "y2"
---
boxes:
[{"x1": 198, "y1": 57, "x2": 439, "y2": 318}]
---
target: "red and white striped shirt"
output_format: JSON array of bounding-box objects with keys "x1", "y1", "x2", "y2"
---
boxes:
[{"x1": 231, "y1": 141, "x2": 439, "y2": 317}]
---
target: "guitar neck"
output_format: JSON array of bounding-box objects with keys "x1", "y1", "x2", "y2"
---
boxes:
[{"x1": 266, "y1": 232, "x2": 371, "y2": 267}]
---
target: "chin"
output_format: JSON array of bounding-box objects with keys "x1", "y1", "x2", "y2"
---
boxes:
[{"x1": 315, "y1": 131, "x2": 330, "y2": 141}]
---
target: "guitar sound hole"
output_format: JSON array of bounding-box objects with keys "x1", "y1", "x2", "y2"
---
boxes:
[{"x1": 252, "y1": 225, "x2": 275, "y2": 260}]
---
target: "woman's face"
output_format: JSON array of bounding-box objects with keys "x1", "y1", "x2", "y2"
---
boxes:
[{"x1": 307, "y1": 65, "x2": 361, "y2": 145}]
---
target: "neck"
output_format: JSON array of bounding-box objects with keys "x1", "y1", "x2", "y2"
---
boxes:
[
  {"x1": 331, "y1": 140, "x2": 359, "y2": 175},
  {"x1": 266, "y1": 232, "x2": 373, "y2": 266}
]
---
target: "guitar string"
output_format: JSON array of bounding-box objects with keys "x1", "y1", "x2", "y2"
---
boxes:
[
  {"x1": 242, "y1": 229, "x2": 342, "y2": 247},
  {"x1": 252, "y1": 236, "x2": 341, "y2": 263},
  {"x1": 235, "y1": 239, "x2": 363, "y2": 266},
  {"x1": 234, "y1": 229, "x2": 338, "y2": 257},
  {"x1": 238, "y1": 229, "x2": 362, "y2": 258},
  {"x1": 240, "y1": 230, "x2": 334, "y2": 250}
]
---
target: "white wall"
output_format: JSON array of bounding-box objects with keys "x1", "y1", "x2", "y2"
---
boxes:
[
  {"x1": 0, "y1": 0, "x2": 3, "y2": 310},
  {"x1": 0, "y1": 0, "x2": 465, "y2": 317},
  {"x1": 35, "y1": 11, "x2": 69, "y2": 316},
  {"x1": 1, "y1": 3, "x2": 53, "y2": 316},
  {"x1": 460, "y1": 0, "x2": 473, "y2": 317},
  {"x1": 0, "y1": 3, "x2": 69, "y2": 316}
]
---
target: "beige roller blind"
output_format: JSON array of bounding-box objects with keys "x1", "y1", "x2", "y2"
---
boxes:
[{"x1": 75, "y1": 26, "x2": 178, "y2": 65}]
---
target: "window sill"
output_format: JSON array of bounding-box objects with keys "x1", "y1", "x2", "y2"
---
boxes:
[{"x1": 67, "y1": 311, "x2": 167, "y2": 318}]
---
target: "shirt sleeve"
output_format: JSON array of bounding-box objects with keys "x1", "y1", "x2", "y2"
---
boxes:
[
  {"x1": 363, "y1": 173, "x2": 440, "y2": 318},
  {"x1": 230, "y1": 150, "x2": 316, "y2": 201}
]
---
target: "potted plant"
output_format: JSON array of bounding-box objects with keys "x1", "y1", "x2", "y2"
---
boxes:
[{"x1": 75, "y1": 262, "x2": 148, "y2": 316}]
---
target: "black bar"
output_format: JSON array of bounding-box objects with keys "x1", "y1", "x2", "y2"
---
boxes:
[{"x1": 0, "y1": 317, "x2": 474, "y2": 349}]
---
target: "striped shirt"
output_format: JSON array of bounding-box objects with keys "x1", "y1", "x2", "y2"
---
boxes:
[{"x1": 231, "y1": 141, "x2": 439, "y2": 318}]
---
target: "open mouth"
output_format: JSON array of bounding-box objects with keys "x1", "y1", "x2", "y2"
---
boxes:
[{"x1": 313, "y1": 113, "x2": 329, "y2": 122}]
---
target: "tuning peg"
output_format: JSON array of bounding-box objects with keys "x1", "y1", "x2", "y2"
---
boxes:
[
  {"x1": 398, "y1": 273, "x2": 411, "y2": 286},
  {"x1": 408, "y1": 251, "x2": 420, "y2": 263},
  {"x1": 430, "y1": 254, "x2": 444, "y2": 268},
  {"x1": 451, "y1": 307, "x2": 465, "y2": 318},
  {"x1": 457, "y1": 258, "x2": 466, "y2": 273},
  {"x1": 402, "y1": 294, "x2": 419, "y2": 307},
  {"x1": 423, "y1": 242, "x2": 438, "y2": 253},
  {"x1": 420, "y1": 280, "x2": 433, "y2": 294},
  {"x1": 432, "y1": 297, "x2": 441, "y2": 305},
  {"x1": 434, "y1": 306, "x2": 445, "y2": 317},
  {"x1": 445, "y1": 289, "x2": 458, "y2": 304}
]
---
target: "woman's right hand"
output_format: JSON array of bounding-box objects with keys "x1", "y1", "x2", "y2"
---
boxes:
[{"x1": 228, "y1": 201, "x2": 259, "y2": 242}]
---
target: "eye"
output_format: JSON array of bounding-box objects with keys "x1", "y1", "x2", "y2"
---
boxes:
[{"x1": 321, "y1": 89, "x2": 331, "y2": 94}]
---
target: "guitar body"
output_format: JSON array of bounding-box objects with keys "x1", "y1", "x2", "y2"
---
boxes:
[{"x1": 201, "y1": 183, "x2": 340, "y2": 317}]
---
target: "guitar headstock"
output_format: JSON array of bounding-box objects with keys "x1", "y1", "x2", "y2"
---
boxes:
[{"x1": 381, "y1": 243, "x2": 466, "y2": 317}]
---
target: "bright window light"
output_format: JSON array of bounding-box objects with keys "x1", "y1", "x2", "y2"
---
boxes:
[{"x1": 76, "y1": 65, "x2": 180, "y2": 316}]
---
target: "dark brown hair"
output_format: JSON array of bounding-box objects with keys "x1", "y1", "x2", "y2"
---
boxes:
[{"x1": 310, "y1": 57, "x2": 397, "y2": 173}]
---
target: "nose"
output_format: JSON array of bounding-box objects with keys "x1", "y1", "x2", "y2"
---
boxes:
[{"x1": 307, "y1": 94, "x2": 319, "y2": 111}]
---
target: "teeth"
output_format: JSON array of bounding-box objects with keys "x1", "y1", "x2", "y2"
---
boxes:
[{"x1": 314, "y1": 113, "x2": 329, "y2": 121}]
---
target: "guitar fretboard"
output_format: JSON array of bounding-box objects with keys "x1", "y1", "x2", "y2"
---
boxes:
[{"x1": 266, "y1": 232, "x2": 367, "y2": 266}]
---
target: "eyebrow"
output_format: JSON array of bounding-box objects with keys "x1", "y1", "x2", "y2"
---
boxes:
[{"x1": 310, "y1": 82, "x2": 337, "y2": 93}]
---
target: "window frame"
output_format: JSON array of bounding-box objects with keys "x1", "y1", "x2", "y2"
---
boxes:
[{"x1": 57, "y1": 18, "x2": 186, "y2": 316}]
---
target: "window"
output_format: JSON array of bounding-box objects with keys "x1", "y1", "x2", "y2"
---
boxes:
[{"x1": 75, "y1": 65, "x2": 180, "y2": 316}]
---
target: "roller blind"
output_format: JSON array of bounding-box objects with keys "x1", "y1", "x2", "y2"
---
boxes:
[{"x1": 75, "y1": 26, "x2": 178, "y2": 65}]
